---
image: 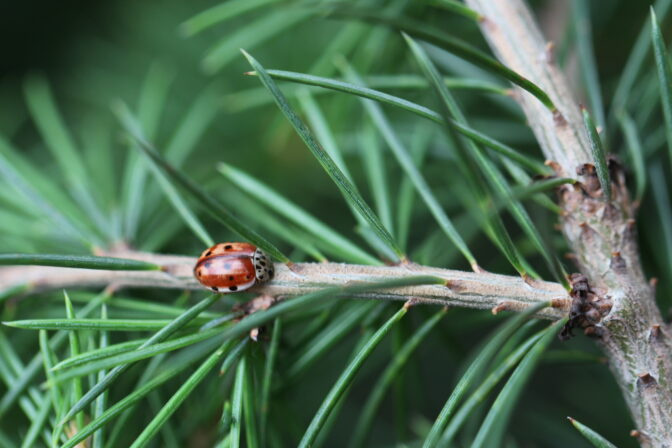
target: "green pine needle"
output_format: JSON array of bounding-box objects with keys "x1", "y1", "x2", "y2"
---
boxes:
[
  {"x1": 426, "y1": 0, "x2": 483, "y2": 21},
  {"x1": 324, "y1": 7, "x2": 556, "y2": 111},
  {"x1": 58, "y1": 294, "x2": 220, "y2": 424},
  {"x1": 650, "y1": 8, "x2": 672, "y2": 166},
  {"x1": 298, "y1": 304, "x2": 410, "y2": 448},
  {"x1": 247, "y1": 69, "x2": 547, "y2": 174},
  {"x1": 423, "y1": 301, "x2": 552, "y2": 447},
  {"x1": 129, "y1": 341, "x2": 236, "y2": 448},
  {"x1": 0, "y1": 253, "x2": 161, "y2": 271},
  {"x1": 241, "y1": 50, "x2": 404, "y2": 262},
  {"x1": 114, "y1": 101, "x2": 290, "y2": 264},
  {"x1": 470, "y1": 318, "x2": 567, "y2": 448},
  {"x1": 567, "y1": 417, "x2": 618, "y2": 448}
]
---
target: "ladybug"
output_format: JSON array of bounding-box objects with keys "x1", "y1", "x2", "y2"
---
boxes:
[{"x1": 194, "y1": 242, "x2": 274, "y2": 293}]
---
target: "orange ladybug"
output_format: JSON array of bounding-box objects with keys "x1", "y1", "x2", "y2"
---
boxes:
[{"x1": 194, "y1": 242, "x2": 274, "y2": 293}]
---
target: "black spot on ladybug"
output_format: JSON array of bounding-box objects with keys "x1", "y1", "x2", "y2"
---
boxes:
[
  {"x1": 229, "y1": 275, "x2": 235, "y2": 281},
  {"x1": 229, "y1": 286, "x2": 238, "y2": 292},
  {"x1": 256, "y1": 265, "x2": 261, "y2": 270},
  {"x1": 224, "y1": 244, "x2": 232, "y2": 250},
  {"x1": 196, "y1": 270, "x2": 202, "y2": 277},
  {"x1": 205, "y1": 250, "x2": 212, "y2": 256},
  {"x1": 246, "y1": 275, "x2": 251, "y2": 280},
  {"x1": 269, "y1": 269, "x2": 274, "y2": 276}
]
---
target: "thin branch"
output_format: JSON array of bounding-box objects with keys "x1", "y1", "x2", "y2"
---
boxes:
[{"x1": 0, "y1": 252, "x2": 568, "y2": 320}]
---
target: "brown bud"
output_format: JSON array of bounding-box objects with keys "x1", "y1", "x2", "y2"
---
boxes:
[
  {"x1": 597, "y1": 300, "x2": 613, "y2": 316},
  {"x1": 491, "y1": 301, "x2": 525, "y2": 315},
  {"x1": 551, "y1": 298, "x2": 571, "y2": 309},
  {"x1": 579, "y1": 222, "x2": 598, "y2": 243},
  {"x1": 553, "y1": 109, "x2": 566, "y2": 126},
  {"x1": 650, "y1": 277, "x2": 659, "y2": 294},
  {"x1": 637, "y1": 372, "x2": 657, "y2": 388},
  {"x1": 445, "y1": 280, "x2": 466, "y2": 293},
  {"x1": 610, "y1": 252, "x2": 627, "y2": 271},
  {"x1": 544, "y1": 160, "x2": 562, "y2": 174},
  {"x1": 584, "y1": 308, "x2": 601, "y2": 323}
]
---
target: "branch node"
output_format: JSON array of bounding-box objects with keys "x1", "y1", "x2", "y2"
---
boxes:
[
  {"x1": 553, "y1": 109, "x2": 566, "y2": 126},
  {"x1": 563, "y1": 252, "x2": 577, "y2": 261},
  {"x1": 233, "y1": 294, "x2": 277, "y2": 318},
  {"x1": 637, "y1": 372, "x2": 657, "y2": 389},
  {"x1": 650, "y1": 278, "x2": 659, "y2": 297},
  {"x1": 579, "y1": 222, "x2": 599, "y2": 244},
  {"x1": 609, "y1": 252, "x2": 627, "y2": 272},
  {"x1": 551, "y1": 298, "x2": 570, "y2": 309},
  {"x1": 630, "y1": 429, "x2": 651, "y2": 443},
  {"x1": 103, "y1": 283, "x2": 120, "y2": 296},
  {"x1": 471, "y1": 263, "x2": 487, "y2": 274},
  {"x1": 544, "y1": 159, "x2": 563, "y2": 175},
  {"x1": 560, "y1": 274, "x2": 611, "y2": 340},
  {"x1": 491, "y1": 301, "x2": 525, "y2": 315},
  {"x1": 480, "y1": 14, "x2": 496, "y2": 31},
  {"x1": 445, "y1": 280, "x2": 466, "y2": 292},
  {"x1": 542, "y1": 41, "x2": 555, "y2": 64},
  {"x1": 404, "y1": 298, "x2": 419, "y2": 310},
  {"x1": 522, "y1": 273, "x2": 536, "y2": 287},
  {"x1": 624, "y1": 218, "x2": 637, "y2": 241}
]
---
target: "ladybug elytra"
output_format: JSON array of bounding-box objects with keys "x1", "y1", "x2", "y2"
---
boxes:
[{"x1": 194, "y1": 242, "x2": 274, "y2": 293}]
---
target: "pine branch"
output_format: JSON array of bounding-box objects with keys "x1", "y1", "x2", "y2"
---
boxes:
[
  {"x1": 0, "y1": 251, "x2": 567, "y2": 320},
  {"x1": 465, "y1": 1, "x2": 672, "y2": 445}
]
